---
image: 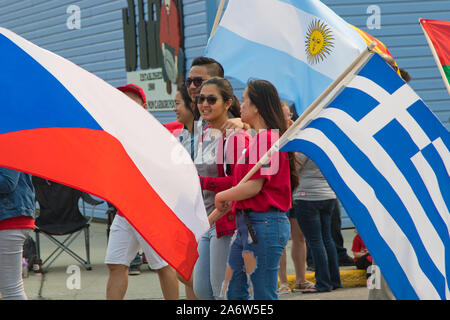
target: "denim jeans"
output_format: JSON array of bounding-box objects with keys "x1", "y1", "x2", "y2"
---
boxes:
[
  {"x1": 331, "y1": 203, "x2": 350, "y2": 260},
  {"x1": 227, "y1": 209, "x2": 290, "y2": 300},
  {"x1": 306, "y1": 203, "x2": 349, "y2": 264},
  {"x1": 193, "y1": 225, "x2": 232, "y2": 300},
  {"x1": 293, "y1": 199, "x2": 342, "y2": 292}
]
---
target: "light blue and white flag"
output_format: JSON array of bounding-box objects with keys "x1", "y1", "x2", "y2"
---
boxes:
[
  {"x1": 205, "y1": 0, "x2": 366, "y2": 114},
  {"x1": 280, "y1": 53, "x2": 450, "y2": 300}
]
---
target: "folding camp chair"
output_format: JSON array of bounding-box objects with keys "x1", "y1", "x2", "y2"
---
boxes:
[{"x1": 32, "y1": 177, "x2": 104, "y2": 273}]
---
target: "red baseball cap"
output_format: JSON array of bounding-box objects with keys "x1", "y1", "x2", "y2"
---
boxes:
[{"x1": 117, "y1": 83, "x2": 147, "y2": 104}]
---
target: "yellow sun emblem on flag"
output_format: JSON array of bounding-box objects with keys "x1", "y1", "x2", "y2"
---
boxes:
[{"x1": 305, "y1": 19, "x2": 334, "y2": 64}]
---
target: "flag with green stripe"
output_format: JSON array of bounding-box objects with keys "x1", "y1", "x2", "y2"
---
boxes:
[{"x1": 420, "y1": 19, "x2": 450, "y2": 94}]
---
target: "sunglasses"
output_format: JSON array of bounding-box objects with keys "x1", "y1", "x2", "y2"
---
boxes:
[
  {"x1": 197, "y1": 95, "x2": 218, "y2": 105},
  {"x1": 185, "y1": 77, "x2": 204, "y2": 88}
]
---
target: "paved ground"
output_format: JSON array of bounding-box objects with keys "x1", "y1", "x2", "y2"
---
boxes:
[{"x1": 22, "y1": 221, "x2": 370, "y2": 300}]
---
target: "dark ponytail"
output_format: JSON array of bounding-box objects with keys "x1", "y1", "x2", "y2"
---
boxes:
[{"x1": 229, "y1": 95, "x2": 241, "y2": 118}]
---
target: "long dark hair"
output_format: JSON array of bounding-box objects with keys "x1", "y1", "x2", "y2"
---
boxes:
[
  {"x1": 177, "y1": 84, "x2": 193, "y2": 115},
  {"x1": 199, "y1": 77, "x2": 241, "y2": 118},
  {"x1": 246, "y1": 79, "x2": 299, "y2": 193},
  {"x1": 176, "y1": 84, "x2": 195, "y2": 131}
]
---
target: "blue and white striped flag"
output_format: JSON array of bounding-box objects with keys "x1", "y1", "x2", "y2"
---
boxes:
[
  {"x1": 280, "y1": 53, "x2": 450, "y2": 300},
  {"x1": 205, "y1": 0, "x2": 366, "y2": 114}
]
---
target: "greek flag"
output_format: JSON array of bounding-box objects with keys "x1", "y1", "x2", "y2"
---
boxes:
[{"x1": 280, "y1": 53, "x2": 450, "y2": 300}]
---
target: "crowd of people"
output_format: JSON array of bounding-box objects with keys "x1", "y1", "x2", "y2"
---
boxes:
[{"x1": 0, "y1": 53, "x2": 410, "y2": 300}]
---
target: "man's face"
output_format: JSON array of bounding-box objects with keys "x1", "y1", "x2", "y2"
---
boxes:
[
  {"x1": 124, "y1": 91, "x2": 146, "y2": 109},
  {"x1": 186, "y1": 65, "x2": 211, "y2": 101}
]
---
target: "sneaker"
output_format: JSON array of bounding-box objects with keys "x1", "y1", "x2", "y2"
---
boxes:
[
  {"x1": 339, "y1": 255, "x2": 355, "y2": 267},
  {"x1": 128, "y1": 264, "x2": 141, "y2": 275},
  {"x1": 306, "y1": 264, "x2": 315, "y2": 272}
]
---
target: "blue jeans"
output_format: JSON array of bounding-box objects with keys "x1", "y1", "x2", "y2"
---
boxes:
[
  {"x1": 193, "y1": 225, "x2": 232, "y2": 300},
  {"x1": 227, "y1": 209, "x2": 290, "y2": 300},
  {"x1": 293, "y1": 199, "x2": 342, "y2": 292}
]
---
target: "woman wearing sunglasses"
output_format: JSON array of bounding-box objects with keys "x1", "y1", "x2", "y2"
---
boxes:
[
  {"x1": 212, "y1": 79, "x2": 299, "y2": 300},
  {"x1": 193, "y1": 77, "x2": 251, "y2": 300}
]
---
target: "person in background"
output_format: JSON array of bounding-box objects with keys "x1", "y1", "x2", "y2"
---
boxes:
[
  {"x1": 171, "y1": 84, "x2": 200, "y2": 300},
  {"x1": 105, "y1": 84, "x2": 179, "y2": 300},
  {"x1": 0, "y1": 168, "x2": 35, "y2": 300},
  {"x1": 277, "y1": 102, "x2": 315, "y2": 294},
  {"x1": 291, "y1": 151, "x2": 342, "y2": 294},
  {"x1": 174, "y1": 85, "x2": 196, "y2": 160},
  {"x1": 186, "y1": 57, "x2": 225, "y2": 105},
  {"x1": 352, "y1": 229, "x2": 373, "y2": 276},
  {"x1": 332, "y1": 204, "x2": 355, "y2": 267}
]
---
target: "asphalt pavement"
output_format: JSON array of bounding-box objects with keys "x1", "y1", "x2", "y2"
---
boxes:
[{"x1": 22, "y1": 220, "x2": 370, "y2": 300}]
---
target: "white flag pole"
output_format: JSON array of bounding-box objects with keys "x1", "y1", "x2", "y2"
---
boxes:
[{"x1": 420, "y1": 19, "x2": 450, "y2": 95}]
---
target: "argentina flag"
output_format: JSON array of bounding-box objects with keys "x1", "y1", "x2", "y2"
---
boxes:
[
  {"x1": 205, "y1": 0, "x2": 366, "y2": 114},
  {"x1": 280, "y1": 53, "x2": 450, "y2": 300}
]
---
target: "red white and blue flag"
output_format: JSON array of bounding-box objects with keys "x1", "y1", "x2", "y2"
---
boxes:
[{"x1": 0, "y1": 27, "x2": 209, "y2": 280}]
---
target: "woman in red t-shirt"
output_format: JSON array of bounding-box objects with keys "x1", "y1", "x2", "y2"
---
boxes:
[{"x1": 211, "y1": 79, "x2": 299, "y2": 300}]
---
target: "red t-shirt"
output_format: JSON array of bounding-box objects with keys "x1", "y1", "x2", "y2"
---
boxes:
[
  {"x1": 232, "y1": 130, "x2": 291, "y2": 212},
  {"x1": 352, "y1": 234, "x2": 373, "y2": 263},
  {"x1": 0, "y1": 216, "x2": 35, "y2": 231},
  {"x1": 163, "y1": 120, "x2": 184, "y2": 137}
]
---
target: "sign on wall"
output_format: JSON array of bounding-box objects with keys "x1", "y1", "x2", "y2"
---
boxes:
[{"x1": 122, "y1": 0, "x2": 185, "y2": 111}]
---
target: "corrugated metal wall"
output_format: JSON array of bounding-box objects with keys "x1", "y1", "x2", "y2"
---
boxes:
[{"x1": 0, "y1": 0, "x2": 127, "y2": 87}]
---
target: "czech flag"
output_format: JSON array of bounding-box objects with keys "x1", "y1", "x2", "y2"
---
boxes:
[{"x1": 0, "y1": 27, "x2": 209, "y2": 280}]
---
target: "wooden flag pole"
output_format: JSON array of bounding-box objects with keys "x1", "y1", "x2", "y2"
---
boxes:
[
  {"x1": 420, "y1": 19, "x2": 450, "y2": 95},
  {"x1": 209, "y1": 0, "x2": 226, "y2": 41},
  {"x1": 208, "y1": 42, "x2": 377, "y2": 226}
]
